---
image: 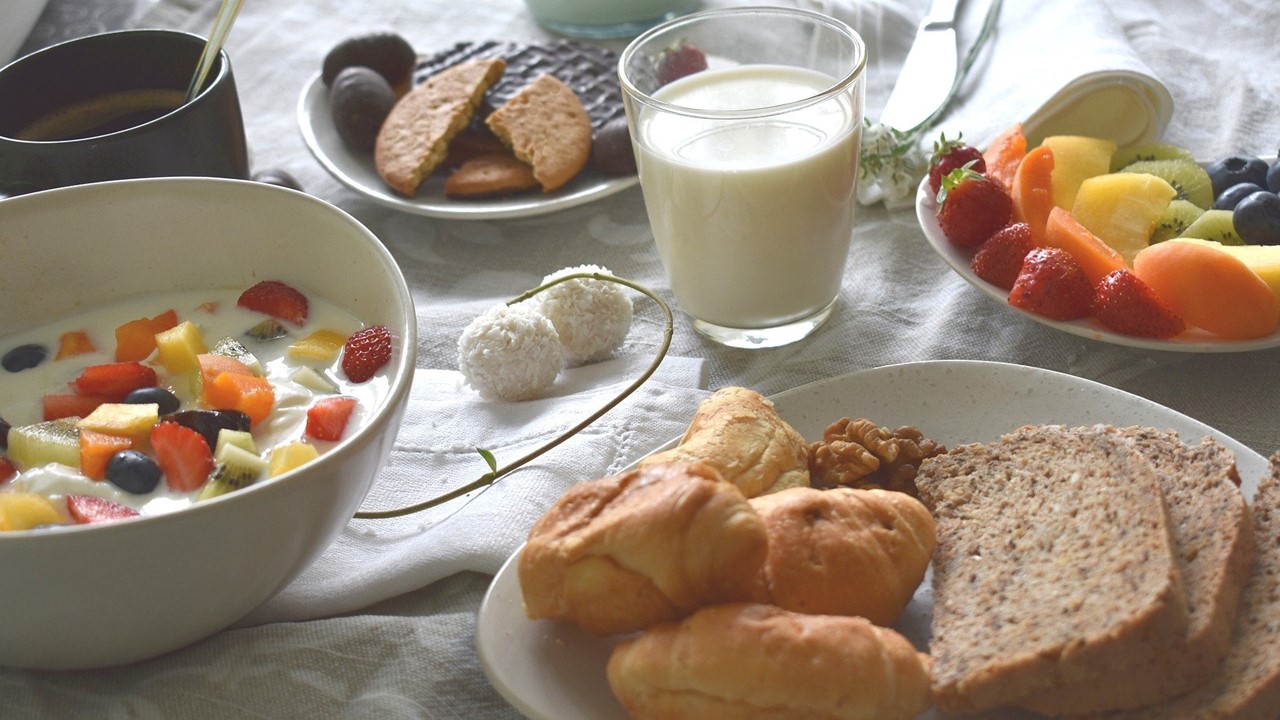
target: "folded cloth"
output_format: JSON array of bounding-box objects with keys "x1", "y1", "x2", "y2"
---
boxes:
[
  {"x1": 239, "y1": 355, "x2": 709, "y2": 625},
  {"x1": 941, "y1": 0, "x2": 1172, "y2": 148}
]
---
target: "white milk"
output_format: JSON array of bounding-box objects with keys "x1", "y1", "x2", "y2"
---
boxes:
[{"x1": 634, "y1": 64, "x2": 859, "y2": 329}]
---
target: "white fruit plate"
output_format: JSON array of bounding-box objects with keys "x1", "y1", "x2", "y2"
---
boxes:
[
  {"x1": 296, "y1": 72, "x2": 639, "y2": 221},
  {"x1": 916, "y1": 176, "x2": 1280, "y2": 353},
  {"x1": 476, "y1": 360, "x2": 1269, "y2": 720}
]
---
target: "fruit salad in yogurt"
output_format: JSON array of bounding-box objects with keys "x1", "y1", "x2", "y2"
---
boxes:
[{"x1": 0, "y1": 280, "x2": 394, "y2": 531}]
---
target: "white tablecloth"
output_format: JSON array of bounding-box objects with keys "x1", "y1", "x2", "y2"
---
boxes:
[{"x1": 5, "y1": 0, "x2": 1280, "y2": 717}]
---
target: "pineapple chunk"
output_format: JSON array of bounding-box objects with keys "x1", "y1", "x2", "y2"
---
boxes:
[
  {"x1": 267, "y1": 441, "x2": 320, "y2": 477},
  {"x1": 7, "y1": 419, "x2": 81, "y2": 470},
  {"x1": 1169, "y1": 238, "x2": 1280, "y2": 300},
  {"x1": 1042, "y1": 135, "x2": 1117, "y2": 211},
  {"x1": 287, "y1": 329, "x2": 347, "y2": 364},
  {"x1": 0, "y1": 493, "x2": 64, "y2": 531},
  {"x1": 1071, "y1": 173, "x2": 1177, "y2": 264},
  {"x1": 154, "y1": 321, "x2": 208, "y2": 375},
  {"x1": 77, "y1": 403, "x2": 160, "y2": 441}
]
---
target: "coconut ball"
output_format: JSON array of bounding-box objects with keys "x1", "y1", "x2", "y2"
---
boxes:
[
  {"x1": 535, "y1": 265, "x2": 633, "y2": 365},
  {"x1": 458, "y1": 303, "x2": 564, "y2": 401}
]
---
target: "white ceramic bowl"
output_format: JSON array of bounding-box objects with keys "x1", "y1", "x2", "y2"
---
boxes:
[{"x1": 0, "y1": 177, "x2": 416, "y2": 669}]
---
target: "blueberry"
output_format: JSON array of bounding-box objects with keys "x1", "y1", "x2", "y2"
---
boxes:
[
  {"x1": 1233, "y1": 191, "x2": 1280, "y2": 245},
  {"x1": 124, "y1": 386, "x2": 181, "y2": 416},
  {"x1": 1214, "y1": 182, "x2": 1268, "y2": 211},
  {"x1": 167, "y1": 409, "x2": 251, "y2": 451},
  {"x1": 106, "y1": 449, "x2": 162, "y2": 494},
  {"x1": 1207, "y1": 155, "x2": 1270, "y2": 199},
  {"x1": 1268, "y1": 158, "x2": 1280, "y2": 193},
  {"x1": 1, "y1": 343, "x2": 48, "y2": 372}
]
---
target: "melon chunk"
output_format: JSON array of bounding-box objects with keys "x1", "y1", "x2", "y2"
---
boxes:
[
  {"x1": 1072, "y1": 173, "x2": 1177, "y2": 264},
  {"x1": 1042, "y1": 136, "x2": 1116, "y2": 211},
  {"x1": 1171, "y1": 238, "x2": 1280, "y2": 301},
  {"x1": 1133, "y1": 239, "x2": 1279, "y2": 339}
]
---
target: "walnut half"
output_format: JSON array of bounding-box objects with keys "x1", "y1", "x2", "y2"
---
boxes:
[{"x1": 808, "y1": 418, "x2": 946, "y2": 498}]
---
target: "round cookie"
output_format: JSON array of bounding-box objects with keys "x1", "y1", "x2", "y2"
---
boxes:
[{"x1": 485, "y1": 74, "x2": 592, "y2": 192}]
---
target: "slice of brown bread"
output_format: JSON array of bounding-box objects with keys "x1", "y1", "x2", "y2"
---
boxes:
[
  {"x1": 1052, "y1": 427, "x2": 1255, "y2": 716},
  {"x1": 916, "y1": 424, "x2": 1189, "y2": 716},
  {"x1": 1098, "y1": 452, "x2": 1280, "y2": 720}
]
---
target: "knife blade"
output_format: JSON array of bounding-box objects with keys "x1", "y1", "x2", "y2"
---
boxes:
[{"x1": 879, "y1": 0, "x2": 962, "y2": 133}]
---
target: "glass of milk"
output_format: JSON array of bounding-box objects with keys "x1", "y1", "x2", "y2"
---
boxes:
[
  {"x1": 524, "y1": 0, "x2": 699, "y2": 40},
  {"x1": 620, "y1": 7, "x2": 866, "y2": 348}
]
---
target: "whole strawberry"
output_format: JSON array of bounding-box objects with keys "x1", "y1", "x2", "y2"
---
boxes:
[
  {"x1": 342, "y1": 325, "x2": 393, "y2": 383},
  {"x1": 936, "y1": 167, "x2": 1012, "y2": 249},
  {"x1": 970, "y1": 222, "x2": 1035, "y2": 290},
  {"x1": 928, "y1": 134, "x2": 986, "y2": 195},
  {"x1": 1008, "y1": 247, "x2": 1094, "y2": 321},
  {"x1": 1094, "y1": 268, "x2": 1186, "y2": 339},
  {"x1": 657, "y1": 41, "x2": 707, "y2": 86}
]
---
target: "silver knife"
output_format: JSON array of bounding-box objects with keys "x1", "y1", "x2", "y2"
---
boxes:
[{"x1": 879, "y1": 0, "x2": 962, "y2": 133}]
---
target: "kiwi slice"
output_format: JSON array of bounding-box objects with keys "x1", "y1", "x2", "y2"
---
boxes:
[
  {"x1": 1120, "y1": 159, "x2": 1215, "y2": 209},
  {"x1": 1179, "y1": 209, "x2": 1245, "y2": 245},
  {"x1": 1150, "y1": 199, "x2": 1204, "y2": 244},
  {"x1": 1110, "y1": 141, "x2": 1196, "y2": 172}
]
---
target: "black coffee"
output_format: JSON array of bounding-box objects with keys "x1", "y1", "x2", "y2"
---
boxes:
[{"x1": 17, "y1": 89, "x2": 186, "y2": 141}]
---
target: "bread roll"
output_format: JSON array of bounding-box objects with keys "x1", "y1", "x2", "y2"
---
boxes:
[
  {"x1": 749, "y1": 487, "x2": 936, "y2": 626},
  {"x1": 607, "y1": 603, "x2": 933, "y2": 720},
  {"x1": 639, "y1": 387, "x2": 808, "y2": 498},
  {"x1": 518, "y1": 461, "x2": 767, "y2": 635}
]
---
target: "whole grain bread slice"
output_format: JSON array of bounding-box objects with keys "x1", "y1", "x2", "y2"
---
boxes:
[
  {"x1": 916, "y1": 424, "x2": 1189, "y2": 716},
  {"x1": 1052, "y1": 427, "x2": 1255, "y2": 716},
  {"x1": 1098, "y1": 452, "x2": 1280, "y2": 720}
]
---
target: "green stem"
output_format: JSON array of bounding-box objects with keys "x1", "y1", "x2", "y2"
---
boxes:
[{"x1": 353, "y1": 272, "x2": 674, "y2": 520}]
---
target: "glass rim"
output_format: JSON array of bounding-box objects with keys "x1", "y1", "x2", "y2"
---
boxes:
[{"x1": 617, "y1": 5, "x2": 867, "y2": 121}]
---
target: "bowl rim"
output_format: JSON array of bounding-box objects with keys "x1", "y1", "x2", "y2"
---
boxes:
[{"x1": 0, "y1": 176, "x2": 418, "y2": 541}]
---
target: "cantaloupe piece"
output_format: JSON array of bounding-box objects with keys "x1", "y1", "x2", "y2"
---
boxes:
[
  {"x1": 1044, "y1": 206, "x2": 1127, "y2": 285},
  {"x1": 1072, "y1": 173, "x2": 1177, "y2": 264},
  {"x1": 1012, "y1": 145, "x2": 1055, "y2": 245},
  {"x1": 1041, "y1": 135, "x2": 1116, "y2": 210},
  {"x1": 1133, "y1": 239, "x2": 1280, "y2": 339},
  {"x1": 1171, "y1": 238, "x2": 1280, "y2": 301},
  {"x1": 983, "y1": 123, "x2": 1027, "y2": 193}
]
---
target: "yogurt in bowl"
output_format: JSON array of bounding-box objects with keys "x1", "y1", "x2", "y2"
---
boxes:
[{"x1": 0, "y1": 177, "x2": 415, "y2": 669}]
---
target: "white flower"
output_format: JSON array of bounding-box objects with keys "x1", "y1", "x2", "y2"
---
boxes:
[
  {"x1": 457, "y1": 304, "x2": 564, "y2": 401},
  {"x1": 534, "y1": 264, "x2": 633, "y2": 366},
  {"x1": 857, "y1": 121, "x2": 929, "y2": 208}
]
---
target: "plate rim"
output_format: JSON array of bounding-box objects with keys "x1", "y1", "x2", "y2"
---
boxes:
[
  {"x1": 295, "y1": 71, "x2": 640, "y2": 220},
  {"x1": 916, "y1": 178, "x2": 1280, "y2": 353},
  {"x1": 476, "y1": 358, "x2": 1270, "y2": 720}
]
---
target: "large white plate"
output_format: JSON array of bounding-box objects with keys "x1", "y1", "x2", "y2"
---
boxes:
[
  {"x1": 916, "y1": 178, "x2": 1280, "y2": 353},
  {"x1": 476, "y1": 360, "x2": 1269, "y2": 720},
  {"x1": 296, "y1": 72, "x2": 639, "y2": 220}
]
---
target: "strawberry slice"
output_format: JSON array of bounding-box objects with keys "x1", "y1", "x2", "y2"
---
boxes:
[
  {"x1": 970, "y1": 222, "x2": 1035, "y2": 290},
  {"x1": 657, "y1": 40, "x2": 707, "y2": 86},
  {"x1": 1008, "y1": 247, "x2": 1094, "y2": 321},
  {"x1": 936, "y1": 166, "x2": 1013, "y2": 248},
  {"x1": 341, "y1": 325, "x2": 392, "y2": 383},
  {"x1": 0, "y1": 457, "x2": 16, "y2": 484},
  {"x1": 305, "y1": 396, "x2": 358, "y2": 442},
  {"x1": 66, "y1": 494, "x2": 140, "y2": 524},
  {"x1": 1094, "y1": 268, "x2": 1187, "y2": 339},
  {"x1": 71, "y1": 362, "x2": 158, "y2": 402},
  {"x1": 237, "y1": 280, "x2": 309, "y2": 326},
  {"x1": 43, "y1": 393, "x2": 110, "y2": 421},
  {"x1": 150, "y1": 421, "x2": 215, "y2": 492}
]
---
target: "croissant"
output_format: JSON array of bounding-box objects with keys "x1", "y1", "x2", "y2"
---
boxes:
[
  {"x1": 749, "y1": 486, "x2": 936, "y2": 626},
  {"x1": 607, "y1": 603, "x2": 933, "y2": 720},
  {"x1": 639, "y1": 386, "x2": 809, "y2": 498},
  {"x1": 518, "y1": 461, "x2": 767, "y2": 636}
]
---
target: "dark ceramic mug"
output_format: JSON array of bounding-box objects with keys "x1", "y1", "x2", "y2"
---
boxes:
[{"x1": 0, "y1": 29, "x2": 249, "y2": 197}]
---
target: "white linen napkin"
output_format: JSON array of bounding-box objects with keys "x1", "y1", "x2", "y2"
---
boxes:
[
  {"x1": 238, "y1": 355, "x2": 709, "y2": 625},
  {"x1": 939, "y1": 0, "x2": 1173, "y2": 148}
]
